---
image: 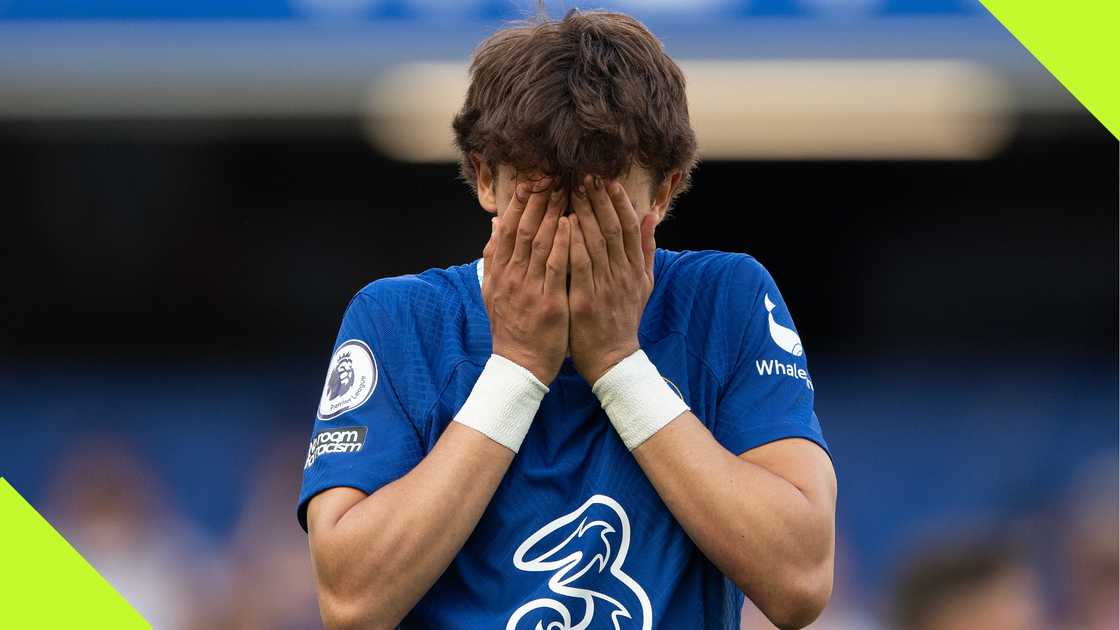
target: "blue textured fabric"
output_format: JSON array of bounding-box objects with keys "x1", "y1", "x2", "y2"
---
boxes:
[{"x1": 297, "y1": 248, "x2": 828, "y2": 629}]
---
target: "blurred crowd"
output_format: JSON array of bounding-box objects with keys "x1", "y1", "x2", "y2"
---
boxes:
[
  {"x1": 42, "y1": 437, "x2": 1117, "y2": 630},
  {"x1": 43, "y1": 437, "x2": 320, "y2": 630}
]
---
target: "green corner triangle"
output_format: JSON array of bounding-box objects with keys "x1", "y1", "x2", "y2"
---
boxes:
[
  {"x1": 978, "y1": 0, "x2": 1120, "y2": 139},
  {"x1": 0, "y1": 478, "x2": 149, "y2": 629}
]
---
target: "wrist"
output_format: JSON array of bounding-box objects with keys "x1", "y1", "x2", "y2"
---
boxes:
[
  {"x1": 491, "y1": 348, "x2": 557, "y2": 385},
  {"x1": 453, "y1": 354, "x2": 549, "y2": 453},
  {"x1": 591, "y1": 349, "x2": 689, "y2": 451},
  {"x1": 583, "y1": 341, "x2": 641, "y2": 384}
]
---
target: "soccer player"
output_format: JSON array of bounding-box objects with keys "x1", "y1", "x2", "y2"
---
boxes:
[{"x1": 299, "y1": 9, "x2": 836, "y2": 630}]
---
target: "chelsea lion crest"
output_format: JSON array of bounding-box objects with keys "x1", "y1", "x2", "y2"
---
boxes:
[{"x1": 317, "y1": 339, "x2": 377, "y2": 421}]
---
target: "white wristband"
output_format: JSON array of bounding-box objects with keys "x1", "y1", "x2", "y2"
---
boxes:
[
  {"x1": 592, "y1": 349, "x2": 690, "y2": 450},
  {"x1": 453, "y1": 354, "x2": 549, "y2": 453}
]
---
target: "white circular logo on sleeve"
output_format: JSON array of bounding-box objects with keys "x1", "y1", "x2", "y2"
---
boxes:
[{"x1": 317, "y1": 339, "x2": 378, "y2": 420}]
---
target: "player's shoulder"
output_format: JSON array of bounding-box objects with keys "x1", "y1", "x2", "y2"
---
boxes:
[
  {"x1": 339, "y1": 262, "x2": 479, "y2": 411},
  {"x1": 351, "y1": 261, "x2": 475, "y2": 321},
  {"x1": 656, "y1": 248, "x2": 772, "y2": 300},
  {"x1": 648, "y1": 249, "x2": 775, "y2": 362},
  {"x1": 339, "y1": 261, "x2": 481, "y2": 373}
]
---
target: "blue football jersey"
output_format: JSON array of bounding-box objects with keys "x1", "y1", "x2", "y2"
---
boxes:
[{"x1": 298, "y1": 248, "x2": 829, "y2": 629}]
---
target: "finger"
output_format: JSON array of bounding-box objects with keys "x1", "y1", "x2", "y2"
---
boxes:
[
  {"x1": 509, "y1": 177, "x2": 554, "y2": 270},
  {"x1": 481, "y1": 218, "x2": 498, "y2": 297},
  {"x1": 568, "y1": 213, "x2": 595, "y2": 293},
  {"x1": 640, "y1": 213, "x2": 656, "y2": 282},
  {"x1": 483, "y1": 216, "x2": 497, "y2": 259},
  {"x1": 483, "y1": 216, "x2": 498, "y2": 277},
  {"x1": 607, "y1": 181, "x2": 643, "y2": 267},
  {"x1": 527, "y1": 188, "x2": 565, "y2": 287},
  {"x1": 570, "y1": 179, "x2": 609, "y2": 280},
  {"x1": 585, "y1": 175, "x2": 628, "y2": 269},
  {"x1": 544, "y1": 216, "x2": 570, "y2": 296},
  {"x1": 493, "y1": 182, "x2": 531, "y2": 266}
]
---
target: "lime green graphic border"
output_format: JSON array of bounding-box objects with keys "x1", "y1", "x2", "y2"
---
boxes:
[
  {"x1": 0, "y1": 478, "x2": 149, "y2": 629},
  {"x1": 979, "y1": 0, "x2": 1119, "y2": 139}
]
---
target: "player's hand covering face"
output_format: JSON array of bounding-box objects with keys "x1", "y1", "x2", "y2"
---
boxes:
[
  {"x1": 568, "y1": 175, "x2": 657, "y2": 384},
  {"x1": 482, "y1": 177, "x2": 572, "y2": 384}
]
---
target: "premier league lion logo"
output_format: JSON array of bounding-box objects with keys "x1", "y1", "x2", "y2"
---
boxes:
[
  {"x1": 507, "y1": 495, "x2": 652, "y2": 630},
  {"x1": 317, "y1": 339, "x2": 377, "y2": 421},
  {"x1": 326, "y1": 351, "x2": 354, "y2": 400}
]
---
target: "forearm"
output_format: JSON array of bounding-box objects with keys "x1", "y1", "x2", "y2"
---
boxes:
[
  {"x1": 631, "y1": 413, "x2": 835, "y2": 628},
  {"x1": 308, "y1": 180, "x2": 571, "y2": 628},
  {"x1": 311, "y1": 422, "x2": 513, "y2": 628},
  {"x1": 310, "y1": 353, "x2": 549, "y2": 628},
  {"x1": 563, "y1": 169, "x2": 835, "y2": 626}
]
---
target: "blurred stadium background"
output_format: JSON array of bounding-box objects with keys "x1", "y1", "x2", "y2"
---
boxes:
[{"x1": 0, "y1": 1, "x2": 1116, "y2": 628}]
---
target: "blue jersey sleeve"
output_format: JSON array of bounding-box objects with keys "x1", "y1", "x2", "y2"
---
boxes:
[
  {"x1": 297, "y1": 289, "x2": 426, "y2": 531},
  {"x1": 711, "y1": 258, "x2": 829, "y2": 458}
]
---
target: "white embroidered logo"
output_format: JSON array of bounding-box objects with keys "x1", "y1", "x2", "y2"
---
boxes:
[
  {"x1": 506, "y1": 495, "x2": 653, "y2": 630},
  {"x1": 764, "y1": 293, "x2": 803, "y2": 357}
]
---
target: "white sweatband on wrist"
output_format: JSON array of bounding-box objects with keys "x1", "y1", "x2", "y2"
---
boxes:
[
  {"x1": 592, "y1": 349, "x2": 690, "y2": 451},
  {"x1": 453, "y1": 354, "x2": 549, "y2": 453}
]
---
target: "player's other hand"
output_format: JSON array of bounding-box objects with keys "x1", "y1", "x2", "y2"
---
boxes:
[
  {"x1": 568, "y1": 175, "x2": 656, "y2": 385},
  {"x1": 482, "y1": 177, "x2": 571, "y2": 385}
]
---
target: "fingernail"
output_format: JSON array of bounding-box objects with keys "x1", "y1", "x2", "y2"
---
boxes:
[
  {"x1": 516, "y1": 184, "x2": 529, "y2": 201},
  {"x1": 593, "y1": 176, "x2": 602, "y2": 190},
  {"x1": 576, "y1": 184, "x2": 586, "y2": 196}
]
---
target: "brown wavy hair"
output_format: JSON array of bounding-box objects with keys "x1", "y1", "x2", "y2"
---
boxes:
[{"x1": 452, "y1": 9, "x2": 698, "y2": 204}]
